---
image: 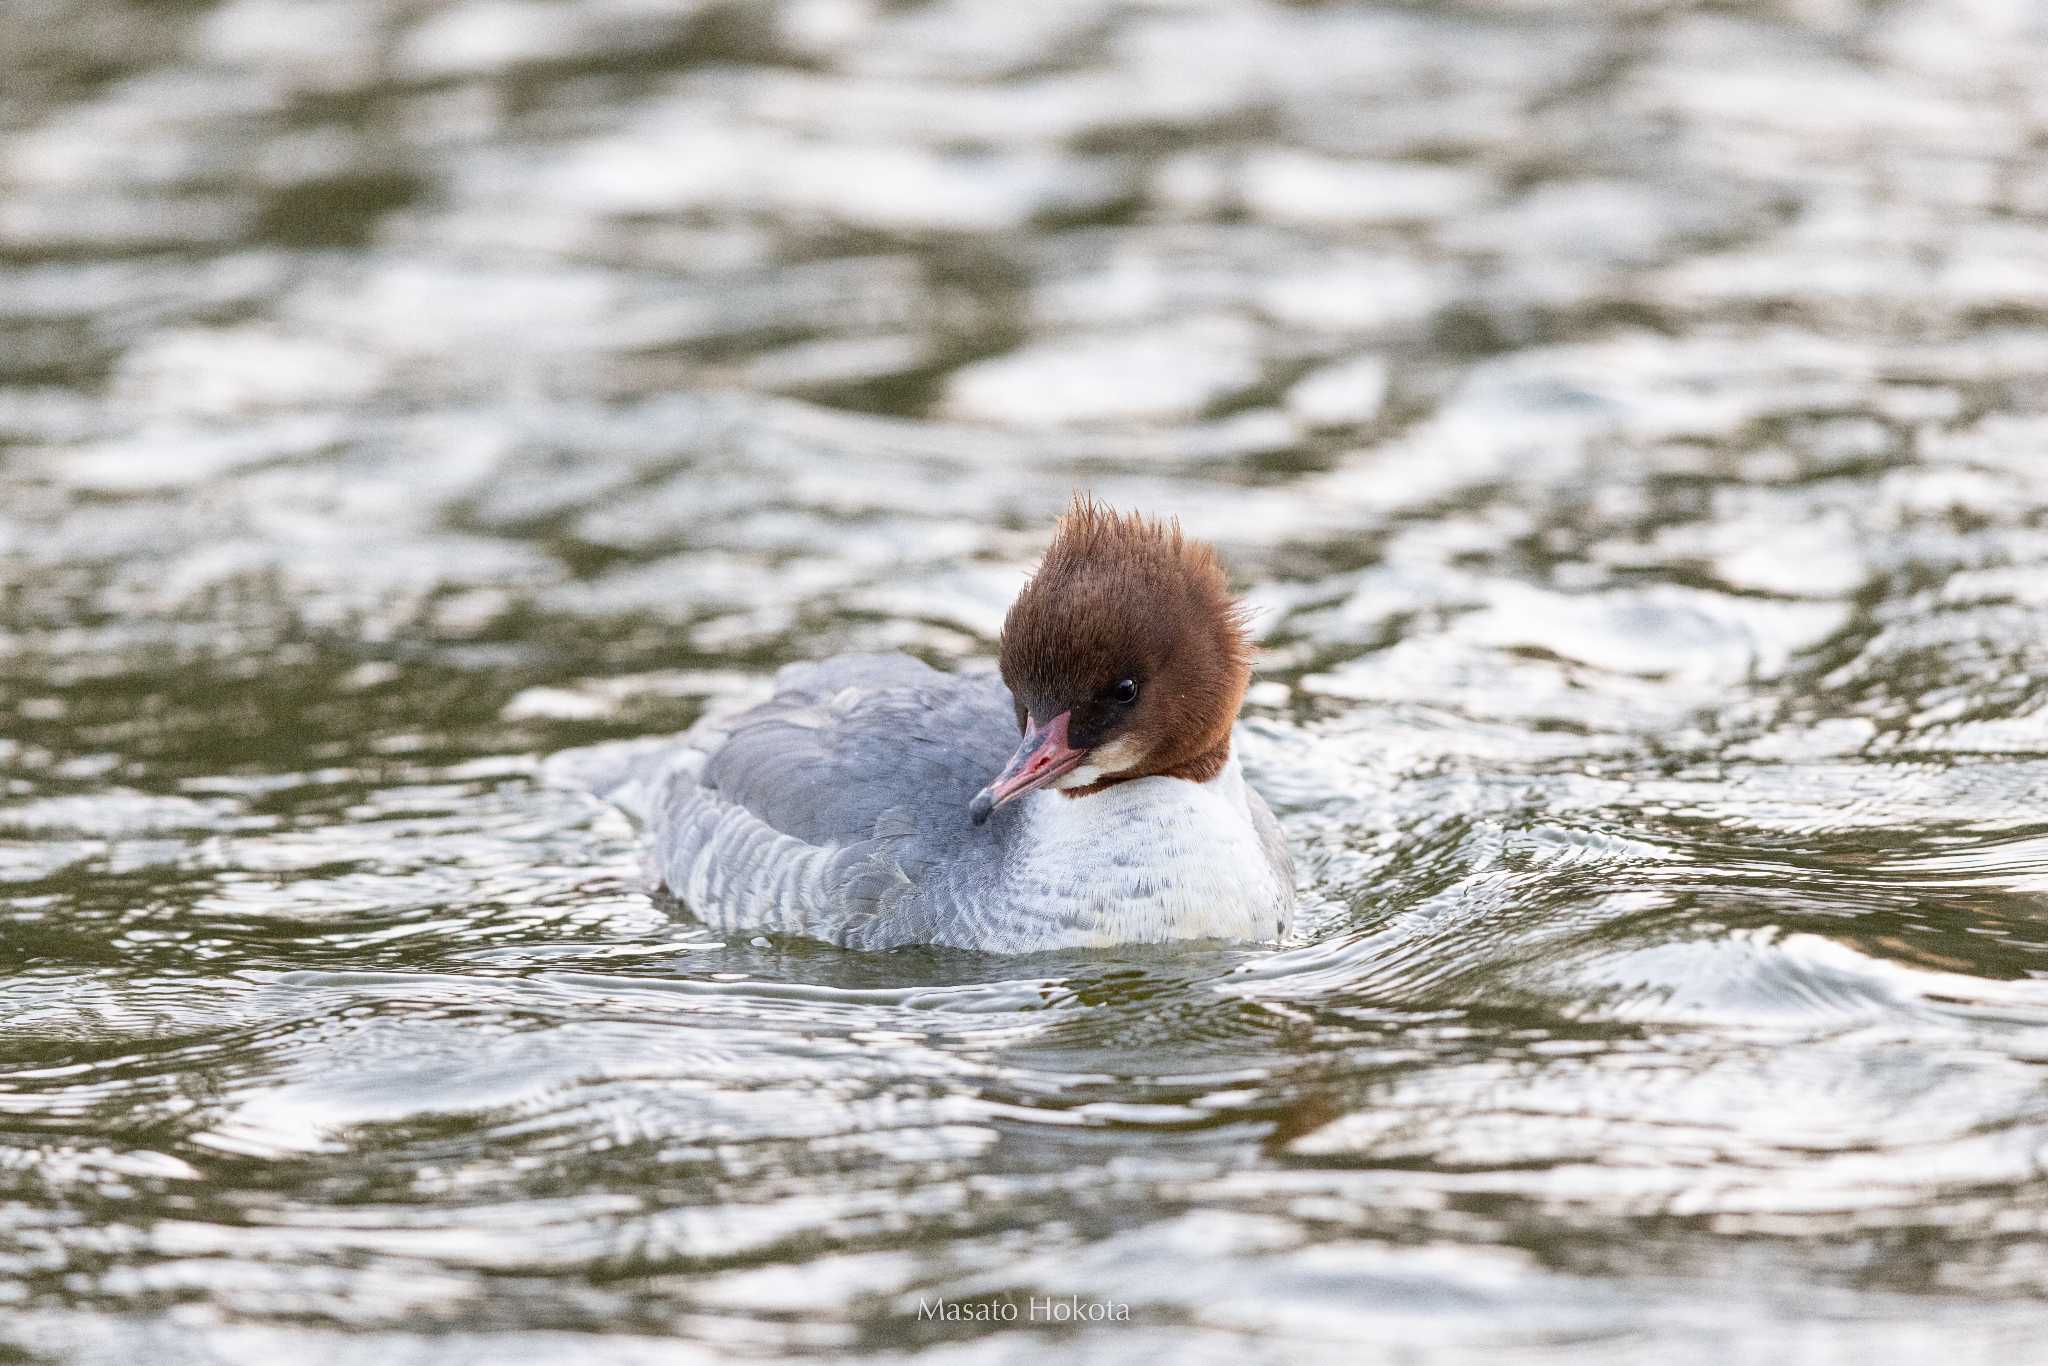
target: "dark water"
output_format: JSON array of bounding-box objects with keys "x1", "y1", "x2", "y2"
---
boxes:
[{"x1": 4, "y1": 1, "x2": 2048, "y2": 1360}]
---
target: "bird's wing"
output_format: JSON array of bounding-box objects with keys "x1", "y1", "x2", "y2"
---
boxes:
[{"x1": 555, "y1": 654, "x2": 1018, "y2": 947}]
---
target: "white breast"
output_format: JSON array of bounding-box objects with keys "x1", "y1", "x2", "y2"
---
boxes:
[{"x1": 963, "y1": 754, "x2": 1296, "y2": 952}]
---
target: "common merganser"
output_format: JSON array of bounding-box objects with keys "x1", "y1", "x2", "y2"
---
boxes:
[{"x1": 558, "y1": 500, "x2": 1295, "y2": 952}]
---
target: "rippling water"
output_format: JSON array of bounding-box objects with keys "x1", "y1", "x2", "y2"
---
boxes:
[{"x1": 4, "y1": 1, "x2": 2048, "y2": 1360}]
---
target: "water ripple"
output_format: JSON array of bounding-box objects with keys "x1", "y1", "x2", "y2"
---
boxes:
[{"x1": 6, "y1": 0, "x2": 2048, "y2": 1359}]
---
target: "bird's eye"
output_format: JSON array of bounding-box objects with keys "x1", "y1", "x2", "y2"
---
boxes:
[{"x1": 1106, "y1": 677, "x2": 1139, "y2": 706}]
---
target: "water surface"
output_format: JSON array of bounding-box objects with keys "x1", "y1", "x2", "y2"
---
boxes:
[{"x1": 4, "y1": 1, "x2": 2048, "y2": 1361}]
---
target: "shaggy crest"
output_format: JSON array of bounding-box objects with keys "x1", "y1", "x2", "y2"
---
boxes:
[{"x1": 998, "y1": 496, "x2": 1253, "y2": 786}]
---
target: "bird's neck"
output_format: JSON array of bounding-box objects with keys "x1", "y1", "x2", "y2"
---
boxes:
[{"x1": 1062, "y1": 734, "x2": 1231, "y2": 798}]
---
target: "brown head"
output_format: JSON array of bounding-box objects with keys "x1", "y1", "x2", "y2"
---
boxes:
[{"x1": 969, "y1": 499, "x2": 1253, "y2": 824}]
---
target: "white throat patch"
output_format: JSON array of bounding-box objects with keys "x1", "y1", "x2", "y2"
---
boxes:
[{"x1": 1051, "y1": 734, "x2": 1146, "y2": 790}]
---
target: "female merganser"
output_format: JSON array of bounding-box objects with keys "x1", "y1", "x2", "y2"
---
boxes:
[{"x1": 563, "y1": 500, "x2": 1295, "y2": 952}]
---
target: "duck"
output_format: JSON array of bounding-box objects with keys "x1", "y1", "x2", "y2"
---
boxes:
[{"x1": 557, "y1": 499, "x2": 1295, "y2": 953}]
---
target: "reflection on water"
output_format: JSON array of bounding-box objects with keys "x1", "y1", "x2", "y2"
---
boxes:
[{"x1": 4, "y1": 0, "x2": 2048, "y2": 1360}]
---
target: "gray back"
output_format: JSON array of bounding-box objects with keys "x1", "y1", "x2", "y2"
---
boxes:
[{"x1": 639, "y1": 654, "x2": 1030, "y2": 947}]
